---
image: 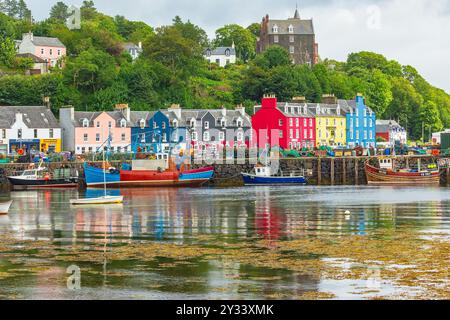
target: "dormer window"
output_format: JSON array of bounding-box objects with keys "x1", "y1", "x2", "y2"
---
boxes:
[
  {"x1": 82, "y1": 119, "x2": 89, "y2": 128},
  {"x1": 288, "y1": 25, "x2": 294, "y2": 33},
  {"x1": 120, "y1": 119, "x2": 127, "y2": 128},
  {"x1": 272, "y1": 24, "x2": 278, "y2": 33},
  {"x1": 172, "y1": 119, "x2": 178, "y2": 128},
  {"x1": 337, "y1": 106, "x2": 341, "y2": 115},
  {"x1": 190, "y1": 119, "x2": 196, "y2": 128},
  {"x1": 140, "y1": 119, "x2": 145, "y2": 129},
  {"x1": 153, "y1": 121, "x2": 157, "y2": 129},
  {"x1": 204, "y1": 121, "x2": 209, "y2": 130},
  {"x1": 303, "y1": 105, "x2": 307, "y2": 114},
  {"x1": 237, "y1": 118, "x2": 243, "y2": 127},
  {"x1": 206, "y1": 49, "x2": 211, "y2": 57},
  {"x1": 162, "y1": 122, "x2": 166, "y2": 129},
  {"x1": 225, "y1": 49, "x2": 230, "y2": 57},
  {"x1": 220, "y1": 118, "x2": 226, "y2": 127}
]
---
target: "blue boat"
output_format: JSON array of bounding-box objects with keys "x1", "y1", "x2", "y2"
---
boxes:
[
  {"x1": 241, "y1": 166, "x2": 307, "y2": 186},
  {"x1": 84, "y1": 163, "x2": 121, "y2": 187}
]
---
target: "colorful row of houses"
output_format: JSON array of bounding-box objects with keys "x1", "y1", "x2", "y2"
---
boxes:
[{"x1": 1, "y1": 94, "x2": 409, "y2": 156}]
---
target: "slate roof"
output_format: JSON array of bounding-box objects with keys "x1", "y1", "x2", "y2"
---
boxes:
[
  {"x1": 73, "y1": 111, "x2": 135, "y2": 128},
  {"x1": 376, "y1": 120, "x2": 404, "y2": 133},
  {"x1": 29, "y1": 36, "x2": 65, "y2": 48},
  {"x1": 204, "y1": 47, "x2": 236, "y2": 56},
  {"x1": 16, "y1": 53, "x2": 46, "y2": 63},
  {"x1": 0, "y1": 106, "x2": 60, "y2": 129},
  {"x1": 267, "y1": 19, "x2": 314, "y2": 35}
]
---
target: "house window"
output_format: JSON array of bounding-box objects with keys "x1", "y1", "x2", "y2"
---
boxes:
[
  {"x1": 216, "y1": 59, "x2": 220, "y2": 64},
  {"x1": 96, "y1": 121, "x2": 100, "y2": 128},
  {"x1": 140, "y1": 120, "x2": 145, "y2": 129},
  {"x1": 290, "y1": 129, "x2": 293, "y2": 139},
  {"x1": 278, "y1": 119, "x2": 283, "y2": 126},
  {"x1": 289, "y1": 36, "x2": 294, "y2": 43},
  {"x1": 81, "y1": 147, "x2": 86, "y2": 153},
  {"x1": 18, "y1": 129, "x2": 22, "y2": 139},
  {"x1": 172, "y1": 120, "x2": 178, "y2": 128},
  {"x1": 162, "y1": 122, "x2": 166, "y2": 129},
  {"x1": 117, "y1": 147, "x2": 121, "y2": 153},
  {"x1": 121, "y1": 133, "x2": 126, "y2": 141},
  {"x1": 49, "y1": 129, "x2": 54, "y2": 138},
  {"x1": 49, "y1": 49, "x2": 53, "y2": 55},
  {"x1": 120, "y1": 119, "x2": 126, "y2": 128},
  {"x1": 41, "y1": 48, "x2": 44, "y2": 55},
  {"x1": 274, "y1": 35, "x2": 279, "y2": 43},
  {"x1": 88, "y1": 147, "x2": 93, "y2": 153},
  {"x1": 309, "y1": 119, "x2": 313, "y2": 127},
  {"x1": 83, "y1": 119, "x2": 89, "y2": 127},
  {"x1": 364, "y1": 131, "x2": 368, "y2": 140},
  {"x1": 108, "y1": 121, "x2": 112, "y2": 128},
  {"x1": 190, "y1": 119, "x2": 196, "y2": 128},
  {"x1": 272, "y1": 25, "x2": 278, "y2": 33},
  {"x1": 205, "y1": 121, "x2": 209, "y2": 130},
  {"x1": 295, "y1": 118, "x2": 299, "y2": 127},
  {"x1": 225, "y1": 49, "x2": 231, "y2": 57},
  {"x1": 304, "y1": 129, "x2": 307, "y2": 138},
  {"x1": 203, "y1": 131, "x2": 210, "y2": 141},
  {"x1": 370, "y1": 119, "x2": 373, "y2": 127},
  {"x1": 279, "y1": 130, "x2": 283, "y2": 138},
  {"x1": 289, "y1": 118, "x2": 293, "y2": 126},
  {"x1": 84, "y1": 134, "x2": 88, "y2": 142},
  {"x1": 289, "y1": 46, "x2": 295, "y2": 54},
  {"x1": 356, "y1": 119, "x2": 359, "y2": 127},
  {"x1": 58, "y1": 49, "x2": 61, "y2": 56},
  {"x1": 191, "y1": 132, "x2": 198, "y2": 140},
  {"x1": 356, "y1": 131, "x2": 359, "y2": 139},
  {"x1": 237, "y1": 132, "x2": 243, "y2": 142},
  {"x1": 140, "y1": 134, "x2": 146, "y2": 143},
  {"x1": 34, "y1": 129, "x2": 38, "y2": 138},
  {"x1": 303, "y1": 118, "x2": 307, "y2": 127},
  {"x1": 219, "y1": 132, "x2": 225, "y2": 141},
  {"x1": 296, "y1": 129, "x2": 299, "y2": 138},
  {"x1": 288, "y1": 25, "x2": 294, "y2": 33},
  {"x1": 370, "y1": 131, "x2": 373, "y2": 139},
  {"x1": 310, "y1": 129, "x2": 313, "y2": 139},
  {"x1": 96, "y1": 133, "x2": 100, "y2": 142},
  {"x1": 1, "y1": 129, "x2": 5, "y2": 139},
  {"x1": 364, "y1": 118, "x2": 367, "y2": 127},
  {"x1": 220, "y1": 119, "x2": 226, "y2": 127}
]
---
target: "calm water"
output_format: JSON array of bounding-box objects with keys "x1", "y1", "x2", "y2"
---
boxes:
[{"x1": 0, "y1": 186, "x2": 449, "y2": 300}]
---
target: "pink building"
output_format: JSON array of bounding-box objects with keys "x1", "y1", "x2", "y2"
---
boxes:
[
  {"x1": 17, "y1": 32, "x2": 66, "y2": 69},
  {"x1": 60, "y1": 107, "x2": 132, "y2": 154},
  {"x1": 252, "y1": 95, "x2": 316, "y2": 149}
]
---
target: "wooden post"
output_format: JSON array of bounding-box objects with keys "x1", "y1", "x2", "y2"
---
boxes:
[
  {"x1": 355, "y1": 158, "x2": 359, "y2": 185},
  {"x1": 447, "y1": 167, "x2": 450, "y2": 185},
  {"x1": 342, "y1": 158, "x2": 346, "y2": 185},
  {"x1": 331, "y1": 158, "x2": 335, "y2": 185},
  {"x1": 317, "y1": 158, "x2": 322, "y2": 185}
]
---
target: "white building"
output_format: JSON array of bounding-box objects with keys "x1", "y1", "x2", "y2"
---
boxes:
[
  {"x1": 124, "y1": 42, "x2": 143, "y2": 60},
  {"x1": 432, "y1": 129, "x2": 450, "y2": 145},
  {"x1": 0, "y1": 106, "x2": 62, "y2": 155},
  {"x1": 204, "y1": 45, "x2": 237, "y2": 67}
]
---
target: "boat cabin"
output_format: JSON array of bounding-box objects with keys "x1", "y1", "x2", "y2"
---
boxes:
[
  {"x1": 379, "y1": 158, "x2": 393, "y2": 170},
  {"x1": 254, "y1": 166, "x2": 272, "y2": 177}
]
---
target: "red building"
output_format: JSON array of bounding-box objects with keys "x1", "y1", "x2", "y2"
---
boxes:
[{"x1": 252, "y1": 95, "x2": 316, "y2": 149}]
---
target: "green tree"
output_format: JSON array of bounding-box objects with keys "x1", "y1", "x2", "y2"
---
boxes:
[
  {"x1": 0, "y1": 36, "x2": 16, "y2": 68},
  {"x1": 247, "y1": 23, "x2": 260, "y2": 37},
  {"x1": 253, "y1": 45, "x2": 292, "y2": 69},
  {"x1": 49, "y1": 1, "x2": 69, "y2": 22},
  {"x1": 214, "y1": 24, "x2": 256, "y2": 62}
]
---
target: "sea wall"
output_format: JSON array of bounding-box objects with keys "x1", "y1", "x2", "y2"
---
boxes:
[{"x1": 0, "y1": 155, "x2": 448, "y2": 190}]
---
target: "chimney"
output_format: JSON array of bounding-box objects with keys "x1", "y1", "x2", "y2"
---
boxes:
[
  {"x1": 24, "y1": 31, "x2": 33, "y2": 41},
  {"x1": 169, "y1": 103, "x2": 182, "y2": 119},
  {"x1": 236, "y1": 104, "x2": 245, "y2": 116},
  {"x1": 261, "y1": 94, "x2": 277, "y2": 109},
  {"x1": 355, "y1": 93, "x2": 364, "y2": 104},
  {"x1": 291, "y1": 96, "x2": 306, "y2": 104},
  {"x1": 115, "y1": 104, "x2": 130, "y2": 121},
  {"x1": 322, "y1": 94, "x2": 337, "y2": 105},
  {"x1": 221, "y1": 105, "x2": 227, "y2": 117}
]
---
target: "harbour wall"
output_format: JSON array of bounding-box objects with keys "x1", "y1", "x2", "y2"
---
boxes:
[{"x1": 0, "y1": 155, "x2": 449, "y2": 190}]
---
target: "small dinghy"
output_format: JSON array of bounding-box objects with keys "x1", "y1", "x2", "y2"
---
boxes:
[
  {"x1": 0, "y1": 200, "x2": 13, "y2": 215},
  {"x1": 70, "y1": 196, "x2": 123, "y2": 206}
]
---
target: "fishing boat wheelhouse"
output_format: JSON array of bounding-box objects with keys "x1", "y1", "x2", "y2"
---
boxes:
[
  {"x1": 7, "y1": 163, "x2": 78, "y2": 189},
  {"x1": 365, "y1": 157, "x2": 440, "y2": 185}
]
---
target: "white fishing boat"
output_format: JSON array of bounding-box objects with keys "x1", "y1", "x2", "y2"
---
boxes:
[
  {"x1": 70, "y1": 150, "x2": 123, "y2": 206},
  {"x1": 0, "y1": 200, "x2": 13, "y2": 215}
]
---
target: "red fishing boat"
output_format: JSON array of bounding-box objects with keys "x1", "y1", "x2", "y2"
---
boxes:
[{"x1": 365, "y1": 157, "x2": 440, "y2": 185}]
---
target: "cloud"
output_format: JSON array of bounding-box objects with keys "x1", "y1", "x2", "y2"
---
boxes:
[{"x1": 25, "y1": 0, "x2": 450, "y2": 93}]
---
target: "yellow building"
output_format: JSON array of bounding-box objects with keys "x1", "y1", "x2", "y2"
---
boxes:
[{"x1": 313, "y1": 104, "x2": 347, "y2": 147}]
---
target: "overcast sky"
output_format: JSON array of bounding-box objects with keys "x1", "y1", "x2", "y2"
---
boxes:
[{"x1": 26, "y1": 0, "x2": 450, "y2": 93}]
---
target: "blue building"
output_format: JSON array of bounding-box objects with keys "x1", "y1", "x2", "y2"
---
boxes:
[
  {"x1": 340, "y1": 94, "x2": 376, "y2": 148},
  {"x1": 130, "y1": 111, "x2": 174, "y2": 153}
]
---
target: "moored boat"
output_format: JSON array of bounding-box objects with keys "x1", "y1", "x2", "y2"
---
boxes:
[
  {"x1": 70, "y1": 196, "x2": 123, "y2": 206},
  {"x1": 0, "y1": 200, "x2": 13, "y2": 215},
  {"x1": 7, "y1": 163, "x2": 78, "y2": 189},
  {"x1": 84, "y1": 162, "x2": 214, "y2": 188},
  {"x1": 365, "y1": 158, "x2": 441, "y2": 185},
  {"x1": 242, "y1": 165, "x2": 307, "y2": 186}
]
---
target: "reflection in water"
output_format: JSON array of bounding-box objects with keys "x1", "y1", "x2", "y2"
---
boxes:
[{"x1": 0, "y1": 186, "x2": 449, "y2": 299}]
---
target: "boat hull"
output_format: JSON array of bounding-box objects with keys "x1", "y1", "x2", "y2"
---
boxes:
[
  {"x1": 365, "y1": 162, "x2": 441, "y2": 185},
  {"x1": 7, "y1": 177, "x2": 78, "y2": 189},
  {"x1": 242, "y1": 173, "x2": 307, "y2": 185},
  {"x1": 0, "y1": 200, "x2": 13, "y2": 215},
  {"x1": 84, "y1": 164, "x2": 214, "y2": 188},
  {"x1": 70, "y1": 196, "x2": 124, "y2": 205}
]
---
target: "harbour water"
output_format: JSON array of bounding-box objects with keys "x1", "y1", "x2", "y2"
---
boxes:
[{"x1": 0, "y1": 186, "x2": 449, "y2": 300}]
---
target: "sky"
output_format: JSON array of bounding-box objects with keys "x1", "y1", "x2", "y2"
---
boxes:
[{"x1": 25, "y1": 0, "x2": 450, "y2": 93}]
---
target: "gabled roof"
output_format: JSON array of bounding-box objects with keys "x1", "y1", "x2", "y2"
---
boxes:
[
  {"x1": 204, "y1": 47, "x2": 236, "y2": 56},
  {"x1": 267, "y1": 19, "x2": 314, "y2": 35},
  {"x1": 29, "y1": 36, "x2": 65, "y2": 48},
  {"x1": 73, "y1": 110, "x2": 132, "y2": 128},
  {"x1": 0, "y1": 106, "x2": 60, "y2": 129},
  {"x1": 376, "y1": 120, "x2": 404, "y2": 133}
]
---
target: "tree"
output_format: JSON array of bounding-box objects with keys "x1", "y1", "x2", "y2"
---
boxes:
[
  {"x1": 3, "y1": 0, "x2": 18, "y2": 18},
  {"x1": 253, "y1": 46, "x2": 291, "y2": 69},
  {"x1": 49, "y1": 1, "x2": 69, "y2": 22},
  {"x1": 214, "y1": 24, "x2": 256, "y2": 62},
  {"x1": 0, "y1": 36, "x2": 16, "y2": 68},
  {"x1": 16, "y1": 0, "x2": 30, "y2": 21},
  {"x1": 81, "y1": 0, "x2": 96, "y2": 20},
  {"x1": 247, "y1": 23, "x2": 260, "y2": 37}
]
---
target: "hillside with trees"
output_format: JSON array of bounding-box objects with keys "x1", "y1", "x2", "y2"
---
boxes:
[{"x1": 1, "y1": 0, "x2": 449, "y2": 140}]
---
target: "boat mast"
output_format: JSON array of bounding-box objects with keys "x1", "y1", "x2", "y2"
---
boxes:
[{"x1": 103, "y1": 149, "x2": 107, "y2": 198}]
